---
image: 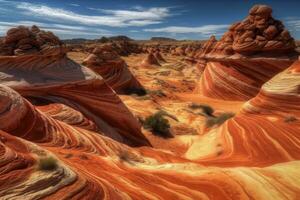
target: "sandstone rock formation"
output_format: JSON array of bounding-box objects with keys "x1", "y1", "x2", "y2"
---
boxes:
[
  {"x1": 0, "y1": 25, "x2": 62, "y2": 56},
  {"x1": 0, "y1": 25, "x2": 150, "y2": 147},
  {"x1": 153, "y1": 50, "x2": 166, "y2": 63},
  {"x1": 197, "y1": 5, "x2": 296, "y2": 57},
  {"x1": 140, "y1": 52, "x2": 161, "y2": 67},
  {"x1": 1, "y1": 6, "x2": 300, "y2": 200},
  {"x1": 83, "y1": 44, "x2": 144, "y2": 94},
  {"x1": 187, "y1": 59, "x2": 300, "y2": 168},
  {"x1": 194, "y1": 5, "x2": 299, "y2": 100},
  {"x1": 1, "y1": 57, "x2": 300, "y2": 200},
  {"x1": 171, "y1": 46, "x2": 186, "y2": 56}
]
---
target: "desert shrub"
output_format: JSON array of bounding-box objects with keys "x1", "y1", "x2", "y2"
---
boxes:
[
  {"x1": 189, "y1": 103, "x2": 214, "y2": 117},
  {"x1": 124, "y1": 87, "x2": 147, "y2": 96},
  {"x1": 38, "y1": 156, "x2": 58, "y2": 171},
  {"x1": 143, "y1": 111, "x2": 172, "y2": 138},
  {"x1": 206, "y1": 112, "x2": 235, "y2": 128},
  {"x1": 284, "y1": 116, "x2": 297, "y2": 123}
]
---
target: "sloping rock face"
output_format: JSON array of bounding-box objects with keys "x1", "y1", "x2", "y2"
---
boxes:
[
  {"x1": 171, "y1": 46, "x2": 186, "y2": 56},
  {"x1": 140, "y1": 52, "x2": 161, "y2": 67},
  {"x1": 0, "y1": 26, "x2": 150, "y2": 147},
  {"x1": 195, "y1": 5, "x2": 298, "y2": 100},
  {"x1": 153, "y1": 50, "x2": 166, "y2": 63},
  {"x1": 1, "y1": 25, "x2": 300, "y2": 200},
  {"x1": 1, "y1": 61, "x2": 300, "y2": 200},
  {"x1": 217, "y1": 60, "x2": 300, "y2": 166},
  {"x1": 83, "y1": 44, "x2": 144, "y2": 94}
]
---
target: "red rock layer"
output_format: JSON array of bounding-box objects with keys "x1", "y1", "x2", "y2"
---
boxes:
[
  {"x1": 194, "y1": 59, "x2": 294, "y2": 100},
  {"x1": 194, "y1": 5, "x2": 298, "y2": 100},
  {"x1": 195, "y1": 60, "x2": 300, "y2": 167},
  {"x1": 140, "y1": 53, "x2": 161, "y2": 67},
  {"x1": 153, "y1": 51, "x2": 166, "y2": 63},
  {"x1": 0, "y1": 26, "x2": 149, "y2": 147},
  {"x1": 1, "y1": 62, "x2": 300, "y2": 199},
  {"x1": 83, "y1": 45, "x2": 144, "y2": 94}
]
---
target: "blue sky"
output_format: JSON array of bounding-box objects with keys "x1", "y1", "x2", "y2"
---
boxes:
[{"x1": 0, "y1": 0, "x2": 300, "y2": 40}]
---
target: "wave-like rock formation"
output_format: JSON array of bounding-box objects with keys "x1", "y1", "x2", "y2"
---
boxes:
[
  {"x1": 194, "y1": 5, "x2": 298, "y2": 100},
  {"x1": 140, "y1": 53, "x2": 161, "y2": 67},
  {"x1": 83, "y1": 44, "x2": 144, "y2": 94},
  {"x1": 1, "y1": 7, "x2": 300, "y2": 200},
  {"x1": 153, "y1": 50, "x2": 166, "y2": 63},
  {"x1": 0, "y1": 26, "x2": 149, "y2": 147},
  {"x1": 1, "y1": 59, "x2": 300, "y2": 199}
]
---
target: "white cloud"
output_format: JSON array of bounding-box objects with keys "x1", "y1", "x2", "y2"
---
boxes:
[
  {"x1": 16, "y1": 2, "x2": 172, "y2": 27},
  {"x1": 69, "y1": 3, "x2": 80, "y2": 7},
  {"x1": 286, "y1": 18, "x2": 300, "y2": 28},
  {"x1": 144, "y1": 25, "x2": 229, "y2": 36},
  {"x1": 0, "y1": 21, "x2": 111, "y2": 39}
]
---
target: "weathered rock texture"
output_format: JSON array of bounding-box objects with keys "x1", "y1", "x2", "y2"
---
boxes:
[
  {"x1": 140, "y1": 52, "x2": 161, "y2": 67},
  {"x1": 197, "y1": 5, "x2": 296, "y2": 57},
  {"x1": 83, "y1": 44, "x2": 144, "y2": 94},
  {"x1": 0, "y1": 25, "x2": 62, "y2": 56},
  {"x1": 0, "y1": 26, "x2": 150, "y2": 147},
  {"x1": 194, "y1": 5, "x2": 299, "y2": 100}
]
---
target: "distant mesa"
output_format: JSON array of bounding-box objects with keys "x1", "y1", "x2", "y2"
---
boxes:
[
  {"x1": 83, "y1": 43, "x2": 145, "y2": 94},
  {"x1": 150, "y1": 37, "x2": 177, "y2": 42},
  {"x1": 107, "y1": 35, "x2": 133, "y2": 42},
  {"x1": 63, "y1": 35, "x2": 134, "y2": 44}
]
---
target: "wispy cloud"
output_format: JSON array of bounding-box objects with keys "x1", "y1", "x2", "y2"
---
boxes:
[
  {"x1": 15, "y1": 2, "x2": 172, "y2": 27},
  {"x1": 69, "y1": 3, "x2": 80, "y2": 7},
  {"x1": 144, "y1": 25, "x2": 228, "y2": 36},
  {"x1": 283, "y1": 17, "x2": 300, "y2": 38},
  {"x1": 285, "y1": 17, "x2": 300, "y2": 28},
  {"x1": 0, "y1": 21, "x2": 111, "y2": 39}
]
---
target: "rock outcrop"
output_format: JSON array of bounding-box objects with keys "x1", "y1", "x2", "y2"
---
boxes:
[
  {"x1": 197, "y1": 5, "x2": 296, "y2": 57},
  {"x1": 83, "y1": 44, "x2": 144, "y2": 94},
  {"x1": 153, "y1": 50, "x2": 166, "y2": 63},
  {"x1": 0, "y1": 25, "x2": 150, "y2": 147},
  {"x1": 194, "y1": 5, "x2": 299, "y2": 100},
  {"x1": 0, "y1": 25, "x2": 62, "y2": 56},
  {"x1": 140, "y1": 52, "x2": 161, "y2": 67}
]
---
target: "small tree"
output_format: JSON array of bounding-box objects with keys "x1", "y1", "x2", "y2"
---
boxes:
[
  {"x1": 125, "y1": 87, "x2": 147, "y2": 96},
  {"x1": 189, "y1": 103, "x2": 215, "y2": 117},
  {"x1": 143, "y1": 111, "x2": 172, "y2": 138},
  {"x1": 206, "y1": 112, "x2": 235, "y2": 128},
  {"x1": 38, "y1": 156, "x2": 58, "y2": 171}
]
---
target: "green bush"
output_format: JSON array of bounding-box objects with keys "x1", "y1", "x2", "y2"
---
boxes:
[
  {"x1": 189, "y1": 103, "x2": 214, "y2": 117},
  {"x1": 206, "y1": 112, "x2": 235, "y2": 128},
  {"x1": 143, "y1": 111, "x2": 172, "y2": 138},
  {"x1": 124, "y1": 87, "x2": 147, "y2": 96},
  {"x1": 38, "y1": 156, "x2": 58, "y2": 171}
]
